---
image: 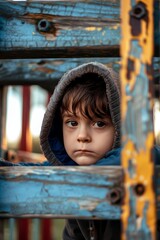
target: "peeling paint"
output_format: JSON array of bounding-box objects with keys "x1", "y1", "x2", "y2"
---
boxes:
[
  {"x1": 85, "y1": 27, "x2": 102, "y2": 31},
  {"x1": 0, "y1": 2, "x2": 120, "y2": 54},
  {"x1": 120, "y1": 0, "x2": 156, "y2": 239},
  {"x1": 129, "y1": 40, "x2": 142, "y2": 59},
  {"x1": 0, "y1": 167, "x2": 122, "y2": 219}
]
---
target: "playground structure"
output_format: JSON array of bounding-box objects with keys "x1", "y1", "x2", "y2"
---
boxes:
[{"x1": 0, "y1": 1, "x2": 160, "y2": 239}]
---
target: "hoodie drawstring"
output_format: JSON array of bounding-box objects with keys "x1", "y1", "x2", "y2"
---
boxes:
[{"x1": 89, "y1": 221, "x2": 95, "y2": 240}]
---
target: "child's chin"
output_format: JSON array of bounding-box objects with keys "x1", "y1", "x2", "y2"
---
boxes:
[{"x1": 73, "y1": 157, "x2": 98, "y2": 166}]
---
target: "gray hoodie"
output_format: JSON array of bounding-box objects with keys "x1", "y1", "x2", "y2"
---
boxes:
[
  {"x1": 39, "y1": 62, "x2": 121, "y2": 240},
  {"x1": 40, "y1": 62, "x2": 121, "y2": 167}
]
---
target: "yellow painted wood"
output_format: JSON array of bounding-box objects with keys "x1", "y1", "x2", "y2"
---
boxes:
[{"x1": 120, "y1": 0, "x2": 156, "y2": 239}]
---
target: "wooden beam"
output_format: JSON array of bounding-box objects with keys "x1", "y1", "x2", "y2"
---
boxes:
[
  {"x1": 0, "y1": 58, "x2": 120, "y2": 90},
  {"x1": 0, "y1": 166, "x2": 123, "y2": 219},
  {"x1": 0, "y1": 1, "x2": 120, "y2": 58},
  {"x1": 0, "y1": 58, "x2": 159, "y2": 97},
  {"x1": 0, "y1": 166, "x2": 160, "y2": 219},
  {"x1": 0, "y1": 1, "x2": 159, "y2": 59},
  {"x1": 120, "y1": 0, "x2": 156, "y2": 239}
]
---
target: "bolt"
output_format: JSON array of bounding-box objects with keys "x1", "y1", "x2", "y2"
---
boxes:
[
  {"x1": 37, "y1": 19, "x2": 51, "y2": 32},
  {"x1": 107, "y1": 187, "x2": 123, "y2": 204},
  {"x1": 134, "y1": 183, "x2": 145, "y2": 196},
  {"x1": 130, "y1": 2, "x2": 146, "y2": 19}
]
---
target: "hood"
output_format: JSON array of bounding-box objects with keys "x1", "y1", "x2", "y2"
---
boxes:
[{"x1": 40, "y1": 62, "x2": 121, "y2": 166}]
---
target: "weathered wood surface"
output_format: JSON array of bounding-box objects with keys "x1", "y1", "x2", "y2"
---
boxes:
[
  {"x1": 0, "y1": 166, "x2": 160, "y2": 219},
  {"x1": 0, "y1": 1, "x2": 159, "y2": 58},
  {"x1": 0, "y1": 166, "x2": 123, "y2": 219},
  {"x1": 0, "y1": 58, "x2": 120, "y2": 91},
  {"x1": 0, "y1": 58, "x2": 159, "y2": 96},
  {"x1": 120, "y1": 0, "x2": 156, "y2": 239},
  {"x1": 0, "y1": 1, "x2": 120, "y2": 58}
]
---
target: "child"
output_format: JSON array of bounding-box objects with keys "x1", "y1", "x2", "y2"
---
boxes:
[
  {"x1": 0, "y1": 62, "x2": 160, "y2": 239},
  {"x1": 40, "y1": 62, "x2": 122, "y2": 240},
  {"x1": 40, "y1": 62, "x2": 121, "y2": 167}
]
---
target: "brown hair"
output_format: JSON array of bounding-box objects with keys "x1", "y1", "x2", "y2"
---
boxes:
[{"x1": 60, "y1": 73, "x2": 111, "y2": 120}]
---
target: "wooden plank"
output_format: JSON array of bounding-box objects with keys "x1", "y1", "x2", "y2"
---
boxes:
[
  {"x1": 0, "y1": 1, "x2": 120, "y2": 58},
  {"x1": 0, "y1": 166, "x2": 123, "y2": 219},
  {"x1": 0, "y1": 58, "x2": 159, "y2": 96},
  {"x1": 0, "y1": 58, "x2": 120, "y2": 90},
  {"x1": 0, "y1": 1, "x2": 159, "y2": 59},
  {"x1": 120, "y1": 0, "x2": 156, "y2": 239},
  {"x1": 0, "y1": 166, "x2": 160, "y2": 219}
]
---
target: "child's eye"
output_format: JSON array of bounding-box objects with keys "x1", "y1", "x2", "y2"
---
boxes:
[
  {"x1": 94, "y1": 121, "x2": 106, "y2": 128},
  {"x1": 66, "y1": 121, "x2": 78, "y2": 127}
]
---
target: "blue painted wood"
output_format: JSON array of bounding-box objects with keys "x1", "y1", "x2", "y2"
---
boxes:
[
  {"x1": 0, "y1": 58, "x2": 159, "y2": 97},
  {"x1": 0, "y1": 1, "x2": 159, "y2": 58},
  {"x1": 0, "y1": 1, "x2": 120, "y2": 58},
  {"x1": 0, "y1": 166, "x2": 123, "y2": 219},
  {"x1": 0, "y1": 166, "x2": 160, "y2": 219},
  {"x1": 0, "y1": 58, "x2": 120, "y2": 89}
]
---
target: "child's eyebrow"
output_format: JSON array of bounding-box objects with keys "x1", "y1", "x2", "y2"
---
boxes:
[{"x1": 62, "y1": 112, "x2": 75, "y2": 118}]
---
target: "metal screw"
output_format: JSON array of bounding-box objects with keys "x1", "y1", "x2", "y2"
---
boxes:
[
  {"x1": 134, "y1": 183, "x2": 145, "y2": 196},
  {"x1": 107, "y1": 187, "x2": 123, "y2": 204},
  {"x1": 37, "y1": 19, "x2": 51, "y2": 32},
  {"x1": 130, "y1": 3, "x2": 146, "y2": 19}
]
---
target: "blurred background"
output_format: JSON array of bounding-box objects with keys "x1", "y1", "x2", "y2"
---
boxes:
[{"x1": 1, "y1": 85, "x2": 66, "y2": 240}]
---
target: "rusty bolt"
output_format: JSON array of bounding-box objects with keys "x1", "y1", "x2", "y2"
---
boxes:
[
  {"x1": 107, "y1": 187, "x2": 123, "y2": 204},
  {"x1": 130, "y1": 2, "x2": 146, "y2": 19},
  {"x1": 37, "y1": 19, "x2": 51, "y2": 32},
  {"x1": 134, "y1": 183, "x2": 145, "y2": 196}
]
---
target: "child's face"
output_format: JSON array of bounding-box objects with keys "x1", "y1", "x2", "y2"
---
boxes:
[{"x1": 62, "y1": 108, "x2": 115, "y2": 166}]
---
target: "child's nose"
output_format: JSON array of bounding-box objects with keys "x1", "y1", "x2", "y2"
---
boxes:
[{"x1": 77, "y1": 126, "x2": 91, "y2": 143}]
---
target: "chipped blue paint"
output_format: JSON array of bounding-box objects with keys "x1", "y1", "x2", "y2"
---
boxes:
[
  {"x1": 128, "y1": 159, "x2": 135, "y2": 178},
  {"x1": 126, "y1": 187, "x2": 137, "y2": 237},
  {"x1": 0, "y1": 2, "x2": 120, "y2": 19},
  {"x1": 126, "y1": 188, "x2": 151, "y2": 239},
  {"x1": 129, "y1": 40, "x2": 142, "y2": 59},
  {"x1": 0, "y1": 1, "x2": 121, "y2": 51},
  {"x1": 140, "y1": 202, "x2": 151, "y2": 240},
  {"x1": 0, "y1": 58, "x2": 121, "y2": 83},
  {"x1": 0, "y1": 167, "x2": 160, "y2": 219},
  {"x1": 131, "y1": 0, "x2": 136, "y2": 7},
  {"x1": 124, "y1": 63, "x2": 153, "y2": 150},
  {"x1": 0, "y1": 17, "x2": 120, "y2": 49},
  {"x1": 1, "y1": 58, "x2": 159, "y2": 87},
  {"x1": 0, "y1": 167, "x2": 122, "y2": 218},
  {"x1": 0, "y1": 1, "x2": 159, "y2": 57}
]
